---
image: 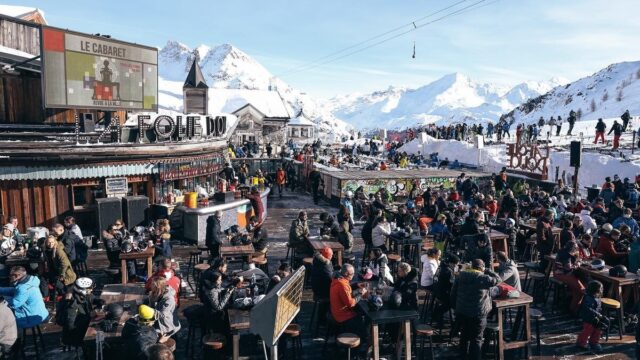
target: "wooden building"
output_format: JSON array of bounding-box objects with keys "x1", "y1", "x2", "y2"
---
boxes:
[{"x1": 0, "y1": 14, "x2": 230, "y2": 235}]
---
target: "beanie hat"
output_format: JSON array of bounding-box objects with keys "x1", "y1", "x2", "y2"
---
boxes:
[{"x1": 320, "y1": 247, "x2": 333, "y2": 260}]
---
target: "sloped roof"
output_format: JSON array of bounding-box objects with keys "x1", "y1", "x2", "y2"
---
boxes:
[
  {"x1": 208, "y1": 89, "x2": 291, "y2": 119},
  {"x1": 0, "y1": 5, "x2": 46, "y2": 23},
  {"x1": 183, "y1": 59, "x2": 208, "y2": 89},
  {"x1": 288, "y1": 113, "x2": 314, "y2": 126}
]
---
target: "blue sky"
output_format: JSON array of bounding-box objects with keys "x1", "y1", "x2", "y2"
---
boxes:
[{"x1": 17, "y1": 0, "x2": 640, "y2": 98}]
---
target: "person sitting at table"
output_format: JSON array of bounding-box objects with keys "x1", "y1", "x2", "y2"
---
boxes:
[
  {"x1": 420, "y1": 248, "x2": 440, "y2": 290},
  {"x1": 319, "y1": 212, "x2": 340, "y2": 238},
  {"x1": 44, "y1": 234, "x2": 76, "y2": 303},
  {"x1": 0, "y1": 295, "x2": 17, "y2": 356},
  {"x1": 421, "y1": 196, "x2": 439, "y2": 222},
  {"x1": 465, "y1": 234, "x2": 493, "y2": 269},
  {"x1": 495, "y1": 251, "x2": 521, "y2": 291},
  {"x1": 371, "y1": 216, "x2": 391, "y2": 252},
  {"x1": 560, "y1": 219, "x2": 576, "y2": 249},
  {"x1": 572, "y1": 216, "x2": 587, "y2": 238},
  {"x1": 153, "y1": 219, "x2": 173, "y2": 259},
  {"x1": 613, "y1": 208, "x2": 640, "y2": 238},
  {"x1": 460, "y1": 212, "x2": 483, "y2": 237},
  {"x1": 266, "y1": 263, "x2": 291, "y2": 294},
  {"x1": 369, "y1": 247, "x2": 394, "y2": 285},
  {"x1": 329, "y1": 264, "x2": 368, "y2": 356},
  {"x1": 122, "y1": 305, "x2": 159, "y2": 360},
  {"x1": 395, "y1": 205, "x2": 416, "y2": 230},
  {"x1": 433, "y1": 254, "x2": 459, "y2": 329},
  {"x1": 451, "y1": 258, "x2": 500, "y2": 360},
  {"x1": 0, "y1": 266, "x2": 48, "y2": 331},
  {"x1": 554, "y1": 241, "x2": 585, "y2": 316},
  {"x1": 59, "y1": 277, "x2": 96, "y2": 352},
  {"x1": 288, "y1": 211, "x2": 312, "y2": 257},
  {"x1": 247, "y1": 215, "x2": 268, "y2": 254},
  {"x1": 201, "y1": 271, "x2": 234, "y2": 335},
  {"x1": 146, "y1": 276, "x2": 181, "y2": 342},
  {"x1": 595, "y1": 228, "x2": 628, "y2": 266},
  {"x1": 146, "y1": 258, "x2": 180, "y2": 305},
  {"x1": 392, "y1": 262, "x2": 418, "y2": 311},
  {"x1": 337, "y1": 221, "x2": 354, "y2": 255},
  {"x1": 576, "y1": 280, "x2": 605, "y2": 353},
  {"x1": 484, "y1": 195, "x2": 499, "y2": 219},
  {"x1": 578, "y1": 234, "x2": 601, "y2": 260},
  {"x1": 537, "y1": 209, "x2": 555, "y2": 272},
  {"x1": 1, "y1": 223, "x2": 17, "y2": 256}
]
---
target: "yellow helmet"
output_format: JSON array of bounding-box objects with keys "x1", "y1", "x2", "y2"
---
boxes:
[{"x1": 138, "y1": 304, "x2": 155, "y2": 321}]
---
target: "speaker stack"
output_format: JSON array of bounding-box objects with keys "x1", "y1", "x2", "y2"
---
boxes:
[
  {"x1": 122, "y1": 196, "x2": 149, "y2": 230},
  {"x1": 95, "y1": 198, "x2": 123, "y2": 235}
]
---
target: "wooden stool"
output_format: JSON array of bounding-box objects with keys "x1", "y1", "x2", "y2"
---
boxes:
[
  {"x1": 193, "y1": 263, "x2": 210, "y2": 293},
  {"x1": 601, "y1": 298, "x2": 624, "y2": 341},
  {"x1": 202, "y1": 333, "x2": 226, "y2": 359},
  {"x1": 187, "y1": 250, "x2": 202, "y2": 290},
  {"x1": 522, "y1": 237, "x2": 537, "y2": 262},
  {"x1": 198, "y1": 246, "x2": 210, "y2": 255},
  {"x1": 285, "y1": 244, "x2": 296, "y2": 265},
  {"x1": 163, "y1": 338, "x2": 176, "y2": 352},
  {"x1": 415, "y1": 324, "x2": 435, "y2": 360},
  {"x1": 337, "y1": 333, "x2": 360, "y2": 360},
  {"x1": 419, "y1": 289, "x2": 433, "y2": 322},
  {"x1": 20, "y1": 325, "x2": 45, "y2": 360},
  {"x1": 183, "y1": 304, "x2": 204, "y2": 357},
  {"x1": 282, "y1": 324, "x2": 303, "y2": 360},
  {"x1": 529, "y1": 309, "x2": 544, "y2": 355},
  {"x1": 528, "y1": 272, "x2": 546, "y2": 304},
  {"x1": 103, "y1": 267, "x2": 120, "y2": 284},
  {"x1": 546, "y1": 277, "x2": 567, "y2": 313},
  {"x1": 387, "y1": 253, "x2": 401, "y2": 276},
  {"x1": 522, "y1": 262, "x2": 539, "y2": 290}
]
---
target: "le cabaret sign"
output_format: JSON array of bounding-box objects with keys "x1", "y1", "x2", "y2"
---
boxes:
[{"x1": 75, "y1": 114, "x2": 227, "y2": 144}]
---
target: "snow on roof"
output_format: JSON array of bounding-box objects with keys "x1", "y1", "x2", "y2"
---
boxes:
[
  {"x1": 207, "y1": 89, "x2": 291, "y2": 118},
  {"x1": 0, "y1": 5, "x2": 45, "y2": 22},
  {"x1": 288, "y1": 113, "x2": 315, "y2": 127}
]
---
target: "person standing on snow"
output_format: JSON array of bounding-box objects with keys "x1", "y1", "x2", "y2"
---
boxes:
[
  {"x1": 594, "y1": 118, "x2": 606, "y2": 144},
  {"x1": 608, "y1": 120, "x2": 622, "y2": 150}
]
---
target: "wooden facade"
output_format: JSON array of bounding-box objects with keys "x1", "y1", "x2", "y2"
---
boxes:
[{"x1": 0, "y1": 17, "x2": 40, "y2": 56}]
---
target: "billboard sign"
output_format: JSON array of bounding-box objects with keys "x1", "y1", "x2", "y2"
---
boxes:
[{"x1": 41, "y1": 26, "x2": 158, "y2": 111}]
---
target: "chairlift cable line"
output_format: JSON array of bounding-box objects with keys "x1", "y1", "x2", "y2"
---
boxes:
[
  {"x1": 280, "y1": 0, "x2": 489, "y2": 78},
  {"x1": 276, "y1": 0, "x2": 470, "y2": 77}
]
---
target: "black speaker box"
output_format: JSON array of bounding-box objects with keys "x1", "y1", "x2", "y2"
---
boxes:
[
  {"x1": 570, "y1": 141, "x2": 582, "y2": 167},
  {"x1": 95, "y1": 197, "x2": 122, "y2": 236},
  {"x1": 122, "y1": 196, "x2": 149, "y2": 230},
  {"x1": 213, "y1": 192, "x2": 236, "y2": 203}
]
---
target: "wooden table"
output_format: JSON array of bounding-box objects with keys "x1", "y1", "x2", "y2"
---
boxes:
[
  {"x1": 228, "y1": 309, "x2": 251, "y2": 360},
  {"x1": 220, "y1": 243, "x2": 255, "y2": 264},
  {"x1": 83, "y1": 284, "x2": 146, "y2": 359},
  {"x1": 360, "y1": 306, "x2": 419, "y2": 360},
  {"x1": 519, "y1": 222, "x2": 562, "y2": 248},
  {"x1": 308, "y1": 239, "x2": 344, "y2": 267},
  {"x1": 4, "y1": 253, "x2": 45, "y2": 275},
  {"x1": 493, "y1": 292, "x2": 533, "y2": 360},
  {"x1": 487, "y1": 228, "x2": 509, "y2": 253},
  {"x1": 119, "y1": 246, "x2": 154, "y2": 284},
  {"x1": 576, "y1": 264, "x2": 640, "y2": 316}
]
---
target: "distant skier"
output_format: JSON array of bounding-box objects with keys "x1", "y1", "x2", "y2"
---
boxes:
[
  {"x1": 537, "y1": 116, "x2": 545, "y2": 128},
  {"x1": 594, "y1": 118, "x2": 607, "y2": 144},
  {"x1": 502, "y1": 121, "x2": 511, "y2": 139},
  {"x1": 608, "y1": 120, "x2": 622, "y2": 150},
  {"x1": 556, "y1": 116, "x2": 563, "y2": 136},
  {"x1": 548, "y1": 117, "x2": 556, "y2": 137},
  {"x1": 621, "y1": 110, "x2": 631, "y2": 132},
  {"x1": 567, "y1": 110, "x2": 577, "y2": 136}
]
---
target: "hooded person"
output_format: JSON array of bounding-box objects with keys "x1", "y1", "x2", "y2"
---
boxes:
[
  {"x1": 495, "y1": 251, "x2": 521, "y2": 291},
  {"x1": 59, "y1": 277, "x2": 96, "y2": 348},
  {"x1": 146, "y1": 276, "x2": 181, "y2": 342},
  {"x1": 391, "y1": 263, "x2": 419, "y2": 311},
  {"x1": 121, "y1": 305, "x2": 160, "y2": 360}
]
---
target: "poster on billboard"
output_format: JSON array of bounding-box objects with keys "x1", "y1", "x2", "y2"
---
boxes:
[{"x1": 41, "y1": 26, "x2": 158, "y2": 111}]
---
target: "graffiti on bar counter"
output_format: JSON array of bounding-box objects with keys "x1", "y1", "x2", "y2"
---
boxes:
[{"x1": 341, "y1": 177, "x2": 458, "y2": 197}]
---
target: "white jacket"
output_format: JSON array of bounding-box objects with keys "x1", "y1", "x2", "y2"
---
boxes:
[
  {"x1": 420, "y1": 256, "x2": 439, "y2": 287},
  {"x1": 372, "y1": 222, "x2": 391, "y2": 248},
  {"x1": 579, "y1": 210, "x2": 598, "y2": 233}
]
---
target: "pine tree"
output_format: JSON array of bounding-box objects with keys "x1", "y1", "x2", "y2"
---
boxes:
[
  {"x1": 602, "y1": 91, "x2": 609, "y2": 102},
  {"x1": 616, "y1": 89, "x2": 623, "y2": 102},
  {"x1": 590, "y1": 99, "x2": 597, "y2": 112}
]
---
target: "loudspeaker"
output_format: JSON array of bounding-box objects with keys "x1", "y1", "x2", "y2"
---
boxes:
[
  {"x1": 122, "y1": 196, "x2": 149, "y2": 230},
  {"x1": 570, "y1": 141, "x2": 582, "y2": 167},
  {"x1": 95, "y1": 198, "x2": 122, "y2": 236},
  {"x1": 214, "y1": 192, "x2": 236, "y2": 203}
]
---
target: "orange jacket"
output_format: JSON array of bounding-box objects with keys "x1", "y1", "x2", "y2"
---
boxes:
[
  {"x1": 276, "y1": 170, "x2": 286, "y2": 185},
  {"x1": 330, "y1": 277, "x2": 358, "y2": 323}
]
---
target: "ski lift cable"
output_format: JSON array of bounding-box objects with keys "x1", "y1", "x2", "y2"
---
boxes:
[
  {"x1": 276, "y1": 0, "x2": 470, "y2": 77},
  {"x1": 280, "y1": 0, "x2": 489, "y2": 78}
]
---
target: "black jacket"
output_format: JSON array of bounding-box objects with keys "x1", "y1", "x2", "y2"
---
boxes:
[
  {"x1": 205, "y1": 216, "x2": 222, "y2": 247},
  {"x1": 579, "y1": 294, "x2": 602, "y2": 325},
  {"x1": 311, "y1": 252, "x2": 333, "y2": 299},
  {"x1": 461, "y1": 218, "x2": 481, "y2": 237},
  {"x1": 595, "y1": 120, "x2": 606, "y2": 132},
  {"x1": 59, "y1": 230, "x2": 78, "y2": 263},
  {"x1": 395, "y1": 212, "x2": 416, "y2": 229},
  {"x1": 392, "y1": 268, "x2": 419, "y2": 311},
  {"x1": 421, "y1": 203, "x2": 439, "y2": 218},
  {"x1": 361, "y1": 217, "x2": 374, "y2": 246},
  {"x1": 309, "y1": 171, "x2": 322, "y2": 187},
  {"x1": 451, "y1": 269, "x2": 500, "y2": 318},
  {"x1": 501, "y1": 195, "x2": 518, "y2": 215},
  {"x1": 461, "y1": 179, "x2": 479, "y2": 200},
  {"x1": 465, "y1": 238, "x2": 493, "y2": 267},
  {"x1": 608, "y1": 122, "x2": 622, "y2": 136},
  {"x1": 121, "y1": 318, "x2": 159, "y2": 360},
  {"x1": 434, "y1": 264, "x2": 455, "y2": 306},
  {"x1": 60, "y1": 292, "x2": 93, "y2": 346}
]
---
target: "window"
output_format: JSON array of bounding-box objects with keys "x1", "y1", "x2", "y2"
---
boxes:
[{"x1": 72, "y1": 185, "x2": 104, "y2": 208}]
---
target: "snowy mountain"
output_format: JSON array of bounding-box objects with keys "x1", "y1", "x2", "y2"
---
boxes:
[
  {"x1": 505, "y1": 61, "x2": 640, "y2": 124},
  {"x1": 157, "y1": 41, "x2": 353, "y2": 140},
  {"x1": 324, "y1": 73, "x2": 567, "y2": 130}
]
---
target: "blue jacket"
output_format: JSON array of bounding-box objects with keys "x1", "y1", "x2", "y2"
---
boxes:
[
  {"x1": 579, "y1": 294, "x2": 602, "y2": 325},
  {"x1": 613, "y1": 216, "x2": 640, "y2": 237},
  {"x1": 0, "y1": 275, "x2": 48, "y2": 328}
]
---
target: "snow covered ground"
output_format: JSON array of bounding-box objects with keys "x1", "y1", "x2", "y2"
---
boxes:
[{"x1": 399, "y1": 116, "x2": 640, "y2": 192}]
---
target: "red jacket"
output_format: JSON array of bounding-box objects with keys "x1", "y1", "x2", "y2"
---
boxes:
[
  {"x1": 595, "y1": 236, "x2": 626, "y2": 263},
  {"x1": 448, "y1": 192, "x2": 460, "y2": 202},
  {"x1": 330, "y1": 277, "x2": 358, "y2": 323},
  {"x1": 276, "y1": 170, "x2": 286, "y2": 185},
  {"x1": 484, "y1": 201, "x2": 499, "y2": 217}
]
